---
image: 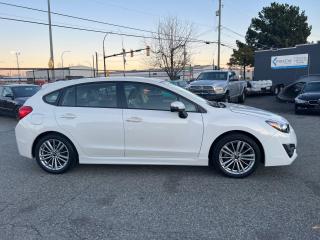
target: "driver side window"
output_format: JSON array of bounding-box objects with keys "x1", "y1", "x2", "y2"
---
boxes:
[{"x1": 123, "y1": 82, "x2": 197, "y2": 112}]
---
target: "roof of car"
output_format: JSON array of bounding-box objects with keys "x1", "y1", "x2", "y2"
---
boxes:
[
  {"x1": 200, "y1": 70, "x2": 231, "y2": 73},
  {"x1": 2, "y1": 84, "x2": 38, "y2": 87},
  {"x1": 41, "y1": 77, "x2": 165, "y2": 91}
]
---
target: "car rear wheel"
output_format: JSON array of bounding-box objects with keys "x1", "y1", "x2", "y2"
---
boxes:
[
  {"x1": 212, "y1": 134, "x2": 261, "y2": 178},
  {"x1": 35, "y1": 134, "x2": 77, "y2": 174}
]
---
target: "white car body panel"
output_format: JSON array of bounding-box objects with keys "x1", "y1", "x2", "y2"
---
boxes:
[{"x1": 15, "y1": 77, "x2": 297, "y2": 168}]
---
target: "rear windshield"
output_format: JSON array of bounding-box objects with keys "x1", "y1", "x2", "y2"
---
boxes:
[
  {"x1": 12, "y1": 86, "x2": 40, "y2": 97},
  {"x1": 197, "y1": 72, "x2": 228, "y2": 81},
  {"x1": 304, "y1": 82, "x2": 320, "y2": 92}
]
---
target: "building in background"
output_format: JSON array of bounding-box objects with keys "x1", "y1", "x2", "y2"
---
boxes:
[
  {"x1": 254, "y1": 42, "x2": 320, "y2": 88},
  {"x1": 26, "y1": 65, "x2": 95, "y2": 82}
]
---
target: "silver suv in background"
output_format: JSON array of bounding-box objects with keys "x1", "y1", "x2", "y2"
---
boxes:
[{"x1": 187, "y1": 70, "x2": 247, "y2": 103}]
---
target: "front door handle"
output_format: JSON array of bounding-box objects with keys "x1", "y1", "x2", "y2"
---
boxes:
[
  {"x1": 60, "y1": 113, "x2": 77, "y2": 119},
  {"x1": 126, "y1": 117, "x2": 143, "y2": 123}
]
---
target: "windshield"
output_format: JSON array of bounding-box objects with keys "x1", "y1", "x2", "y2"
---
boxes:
[
  {"x1": 162, "y1": 81, "x2": 207, "y2": 103},
  {"x1": 12, "y1": 86, "x2": 40, "y2": 97},
  {"x1": 197, "y1": 72, "x2": 228, "y2": 81},
  {"x1": 304, "y1": 82, "x2": 320, "y2": 92}
]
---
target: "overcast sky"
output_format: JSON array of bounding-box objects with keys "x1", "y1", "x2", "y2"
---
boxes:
[{"x1": 0, "y1": 0, "x2": 319, "y2": 71}]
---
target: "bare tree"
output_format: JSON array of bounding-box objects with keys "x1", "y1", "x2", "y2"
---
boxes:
[{"x1": 151, "y1": 17, "x2": 193, "y2": 80}]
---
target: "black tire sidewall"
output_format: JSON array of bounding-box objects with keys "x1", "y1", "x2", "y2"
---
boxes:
[
  {"x1": 212, "y1": 134, "x2": 261, "y2": 178},
  {"x1": 224, "y1": 92, "x2": 230, "y2": 103},
  {"x1": 35, "y1": 134, "x2": 76, "y2": 174}
]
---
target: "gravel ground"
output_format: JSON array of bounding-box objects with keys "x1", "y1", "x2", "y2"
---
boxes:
[{"x1": 0, "y1": 95, "x2": 319, "y2": 240}]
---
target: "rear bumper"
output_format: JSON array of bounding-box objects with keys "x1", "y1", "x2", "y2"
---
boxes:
[{"x1": 15, "y1": 120, "x2": 34, "y2": 159}]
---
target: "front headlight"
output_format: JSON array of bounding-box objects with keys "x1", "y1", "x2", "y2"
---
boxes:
[
  {"x1": 213, "y1": 87, "x2": 225, "y2": 93},
  {"x1": 295, "y1": 97, "x2": 307, "y2": 104},
  {"x1": 266, "y1": 120, "x2": 290, "y2": 133}
]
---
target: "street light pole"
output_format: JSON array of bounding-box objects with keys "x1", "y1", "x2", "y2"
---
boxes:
[
  {"x1": 103, "y1": 33, "x2": 108, "y2": 77},
  {"x1": 16, "y1": 52, "x2": 21, "y2": 83},
  {"x1": 47, "y1": 0, "x2": 55, "y2": 81},
  {"x1": 92, "y1": 54, "x2": 95, "y2": 77},
  {"x1": 61, "y1": 50, "x2": 71, "y2": 80}
]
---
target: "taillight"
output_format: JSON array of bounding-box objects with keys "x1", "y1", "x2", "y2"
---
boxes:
[{"x1": 18, "y1": 106, "x2": 33, "y2": 120}]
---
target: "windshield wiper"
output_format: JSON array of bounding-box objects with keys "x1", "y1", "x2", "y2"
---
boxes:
[{"x1": 207, "y1": 101, "x2": 226, "y2": 108}]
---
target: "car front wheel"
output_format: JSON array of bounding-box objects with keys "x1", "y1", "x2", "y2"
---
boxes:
[
  {"x1": 35, "y1": 134, "x2": 77, "y2": 174},
  {"x1": 212, "y1": 134, "x2": 261, "y2": 178},
  {"x1": 238, "y1": 91, "x2": 246, "y2": 103}
]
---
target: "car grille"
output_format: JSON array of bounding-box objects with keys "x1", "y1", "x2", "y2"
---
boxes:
[
  {"x1": 189, "y1": 86, "x2": 214, "y2": 94},
  {"x1": 308, "y1": 100, "x2": 320, "y2": 105}
]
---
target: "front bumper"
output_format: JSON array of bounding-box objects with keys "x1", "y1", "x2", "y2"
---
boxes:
[
  {"x1": 190, "y1": 92, "x2": 226, "y2": 101},
  {"x1": 296, "y1": 102, "x2": 320, "y2": 111},
  {"x1": 264, "y1": 126, "x2": 298, "y2": 167}
]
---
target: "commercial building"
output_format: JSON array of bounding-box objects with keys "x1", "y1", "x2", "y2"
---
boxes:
[{"x1": 254, "y1": 42, "x2": 320, "y2": 88}]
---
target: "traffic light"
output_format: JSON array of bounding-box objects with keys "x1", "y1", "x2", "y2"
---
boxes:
[
  {"x1": 122, "y1": 48, "x2": 126, "y2": 56},
  {"x1": 146, "y1": 46, "x2": 150, "y2": 56},
  {"x1": 130, "y1": 49, "x2": 134, "y2": 57}
]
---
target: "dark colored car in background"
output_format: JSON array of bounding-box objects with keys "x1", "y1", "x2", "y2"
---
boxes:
[
  {"x1": 277, "y1": 75, "x2": 320, "y2": 102},
  {"x1": 0, "y1": 84, "x2": 40, "y2": 117},
  {"x1": 295, "y1": 81, "x2": 320, "y2": 114}
]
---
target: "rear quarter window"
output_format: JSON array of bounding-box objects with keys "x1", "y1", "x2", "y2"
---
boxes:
[{"x1": 43, "y1": 91, "x2": 60, "y2": 105}]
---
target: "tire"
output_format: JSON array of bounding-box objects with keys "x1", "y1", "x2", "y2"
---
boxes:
[
  {"x1": 295, "y1": 105, "x2": 303, "y2": 115},
  {"x1": 35, "y1": 134, "x2": 78, "y2": 174},
  {"x1": 224, "y1": 92, "x2": 230, "y2": 103},
  {"x1": 211, "y1": 133, "x2": 261, "y2": 178},
  {"x1": 238, "y1": 91, "x2": 246, "y2": 103},
  {"x1": 273, "y1": 86, "x2": 280, "y2": 96}
]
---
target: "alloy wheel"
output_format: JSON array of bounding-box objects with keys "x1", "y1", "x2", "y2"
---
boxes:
[
  {"x1": 219, "y1": 140, "x2": 256, "y2": 175},
  {"x1": 39, "y1": 139, "x2": 70, "y2": 171}
]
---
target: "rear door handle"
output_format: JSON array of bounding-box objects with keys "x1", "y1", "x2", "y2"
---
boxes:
[
  {"x1": 126, "y1": 117, "x2": 143, "y2": 123},
  {"x1": 60, "y1": 113, "x2": 77, "y2": 119}
]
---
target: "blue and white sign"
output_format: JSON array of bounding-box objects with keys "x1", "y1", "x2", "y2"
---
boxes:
[{"x1": 271, "y1": 54, "x2": 309, "y2": 69}]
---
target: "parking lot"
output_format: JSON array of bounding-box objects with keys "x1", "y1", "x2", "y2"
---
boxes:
[{"x1": 0, "y1": 95, "x2": 319, "y2": 240}]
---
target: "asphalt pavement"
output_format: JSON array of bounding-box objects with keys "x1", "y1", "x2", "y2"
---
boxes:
[{"x1": 0, "y1": 95, "x2": 320, "y2": 240}]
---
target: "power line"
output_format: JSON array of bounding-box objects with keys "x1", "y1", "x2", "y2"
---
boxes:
[
  {"x1": 0, "y1": 16, "x2": 217, "y2": 44},
  {"x1": 0, "y1": 1, "x2": 214, "y2": 44},
  {"x1": 222, "y1": 25, "x2": 270, "y2": 49}
]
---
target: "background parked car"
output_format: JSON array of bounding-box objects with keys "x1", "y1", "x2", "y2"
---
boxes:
[
  {"x1": 186, "y1": 70, "x2": 247, "y2": 103},
  {"x1": 277, "y1": 75, "x2": 320, "y2": 102},
  {"x1": 0, "y1": 84, "x2": 40, "y2": 117},
  {"x1": 295, "y1": 81, "x2": 320, "y2": 114}
]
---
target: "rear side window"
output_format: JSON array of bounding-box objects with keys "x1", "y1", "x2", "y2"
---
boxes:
[
  {"x1": 76, "y1": 83, "x2": 117, "y2": 108},
  {"x1": 61, "y1": 87, "x2": 76, "y2": 107},
  {"x1": 57, "y1": 82, "x2": 118, "y2": 108},
  {"x1": 44, "y1": 91, "x2": 60, "y2": 105}
]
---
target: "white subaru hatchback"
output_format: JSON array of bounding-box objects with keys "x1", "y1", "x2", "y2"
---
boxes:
[{"x1": 15, "y1": 77, "x2": 297, "y2": 178}]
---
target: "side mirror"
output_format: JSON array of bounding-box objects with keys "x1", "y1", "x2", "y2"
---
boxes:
[
  {"x1": 4, "y1": 93, "x2": 14, "y2": 99},
  {"x1": 170, "y1": 101, "x2": 188, "y2": 119}
]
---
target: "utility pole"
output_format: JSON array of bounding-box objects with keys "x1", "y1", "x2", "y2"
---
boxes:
[
  {"x1": 183, "y1": 45, "x2": 186, "y2": 80},
  {"x1": 103, "y1": 33, "x2": 108, "y2": 77},
  {"x1": 217, "y1": 0, "x2": 222, "y2": 70},
  {"x1": 95, "y1": 52, "x2": 99, "y2": 77},
  {"x1": 47, "y1": 0, "x2": 55, "y2": 81}
]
